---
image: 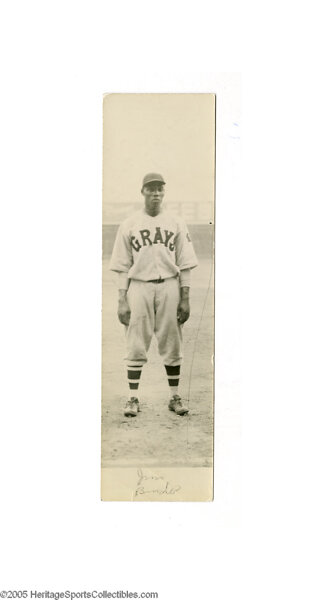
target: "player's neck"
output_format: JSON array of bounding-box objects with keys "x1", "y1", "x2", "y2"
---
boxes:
[{"x1": 144, "y1": 206, "x2": 163, "y2": 217}]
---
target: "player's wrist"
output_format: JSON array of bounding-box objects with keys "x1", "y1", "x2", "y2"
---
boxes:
[
  {"x1": 180, "y1": 287, "x2": 190, "y2": 300},
  {"x1": 118, "y1": 289, "x2": 128, "y2": 301}
]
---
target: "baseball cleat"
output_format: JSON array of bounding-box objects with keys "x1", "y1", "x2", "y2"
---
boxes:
[
  {"x1": 168, "y1": 394, "x2": 189, "y2": 416},
  {"x1": 124, "y1": 397, "x2": 140, "y2": 417}
]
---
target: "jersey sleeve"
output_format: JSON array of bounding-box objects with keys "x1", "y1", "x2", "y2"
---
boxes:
[
  {"x1": 109, "y1": 223, "x2": 133, "y2": 273},
  {"x1": 175, "y1": 221, "x2": 198, "y2": 271}
]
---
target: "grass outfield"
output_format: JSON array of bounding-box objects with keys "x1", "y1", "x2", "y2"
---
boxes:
[{"x1": 101, "y1": 257, "x2": 214, "y2": 468}]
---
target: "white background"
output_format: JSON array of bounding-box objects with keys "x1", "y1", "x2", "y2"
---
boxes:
[{"x1": 1, "y1": 1, "x2": 312, "y2": 598}]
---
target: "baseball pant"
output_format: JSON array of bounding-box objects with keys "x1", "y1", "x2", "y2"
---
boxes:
[{"x1": 125, "y1": 277, "x2": 183, "y2": 367}]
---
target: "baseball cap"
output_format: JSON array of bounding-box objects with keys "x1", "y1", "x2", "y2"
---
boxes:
[{"x1": 142, "y1": 173, "x2": 166, "y2": 187}]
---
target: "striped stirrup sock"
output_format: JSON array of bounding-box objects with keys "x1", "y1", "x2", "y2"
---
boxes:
[
  {"x1": 165, "y1": 364, "x2": 180, "y2": 398},
  {"x1": 127, "y1": 365, "x2": 143, "y2": 399}
]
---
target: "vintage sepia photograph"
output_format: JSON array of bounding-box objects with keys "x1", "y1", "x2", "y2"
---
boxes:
[{"x1": 101, "y1": 94, "x2": 215, "y2": 501}]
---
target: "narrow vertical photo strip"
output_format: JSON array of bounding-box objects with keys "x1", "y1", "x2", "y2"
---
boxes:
[{"x1": 101, "y1": 94, "x2": 215, "y2": 501}]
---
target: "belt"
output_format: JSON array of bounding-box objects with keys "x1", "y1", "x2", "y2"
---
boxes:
[{"x1": 147, "y1": 277, "x2": 165, "y2": 283}]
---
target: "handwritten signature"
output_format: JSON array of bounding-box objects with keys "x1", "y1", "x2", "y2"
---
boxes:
[{"x1": 135, "y1": 468, "x2": 181, "y2": 496}]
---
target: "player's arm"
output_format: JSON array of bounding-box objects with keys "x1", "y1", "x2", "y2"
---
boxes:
[
  {"x1": 177, "y1": 269, "x2": 191, "y2": 324},
  {"x1": 175, "y1": 221, "x2": 197, "y2": 325},
  {"x1": 109, "y1": 224, "x2": 133, "y2": 326},
  {"x1": 117, "y1": 274, "x2": 131, "y2": 326},
  {"x1": 175, "y1": 224, "x2": 198, "y2": 271}
]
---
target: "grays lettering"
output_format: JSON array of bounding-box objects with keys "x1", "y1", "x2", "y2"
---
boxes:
[
  {"x1": 153, "y1": 227, "x2": 164, "y2": 244},
  {"x1": 130, "y1": 228, "x2": 175, "y2": 252},
  {"x1": 140, "y1": 229, "x2": 153, "y2": 246},
  {"x1": 130, "y1": 236, "x2": 141, "y2": 252},
  {"x1": 163, "y1": 230, "x2": 174, "y2": 249}
]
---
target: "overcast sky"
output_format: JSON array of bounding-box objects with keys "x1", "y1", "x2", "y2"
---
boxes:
[{"x1": 103, "y1": 94, "x2": 215, "y2": 222}]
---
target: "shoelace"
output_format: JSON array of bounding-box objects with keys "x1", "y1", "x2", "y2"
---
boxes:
[{"x1": 172, "y1": 395, "x2": 182, "y2": 405}]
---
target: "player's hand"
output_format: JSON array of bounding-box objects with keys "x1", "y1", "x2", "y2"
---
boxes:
[
  {"x1": 118, "y1": 298, "x2": 131, "y2": 326},
  {"x1": 177, "y1": 298, "x2": 190, "y2": 324}
]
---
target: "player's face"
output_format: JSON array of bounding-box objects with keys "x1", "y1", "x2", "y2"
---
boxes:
[{"x1": 142, "y1": 182, "x2": 165, "y2": 216}]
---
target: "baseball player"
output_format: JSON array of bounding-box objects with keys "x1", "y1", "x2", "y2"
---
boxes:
[{"x1": 109, "y1": 173, "x2": 198, "y2": 417}]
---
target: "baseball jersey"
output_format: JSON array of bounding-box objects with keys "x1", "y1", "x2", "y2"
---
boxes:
[{"x1": 109, "y1": 208, "x2": 198, "y2": 281}]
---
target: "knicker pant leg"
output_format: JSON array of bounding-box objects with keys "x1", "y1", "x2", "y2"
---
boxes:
[
  {"x1": 125, "y1": 281, "x2": 155, "y2": 367},
  {"x1": 154, "y1": 277, "x2": 183, "y2": 366}
]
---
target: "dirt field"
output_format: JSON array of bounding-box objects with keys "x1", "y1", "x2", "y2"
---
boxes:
[{"x1": 101, "y1": 257, "x2": 214, "y2": 468}]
